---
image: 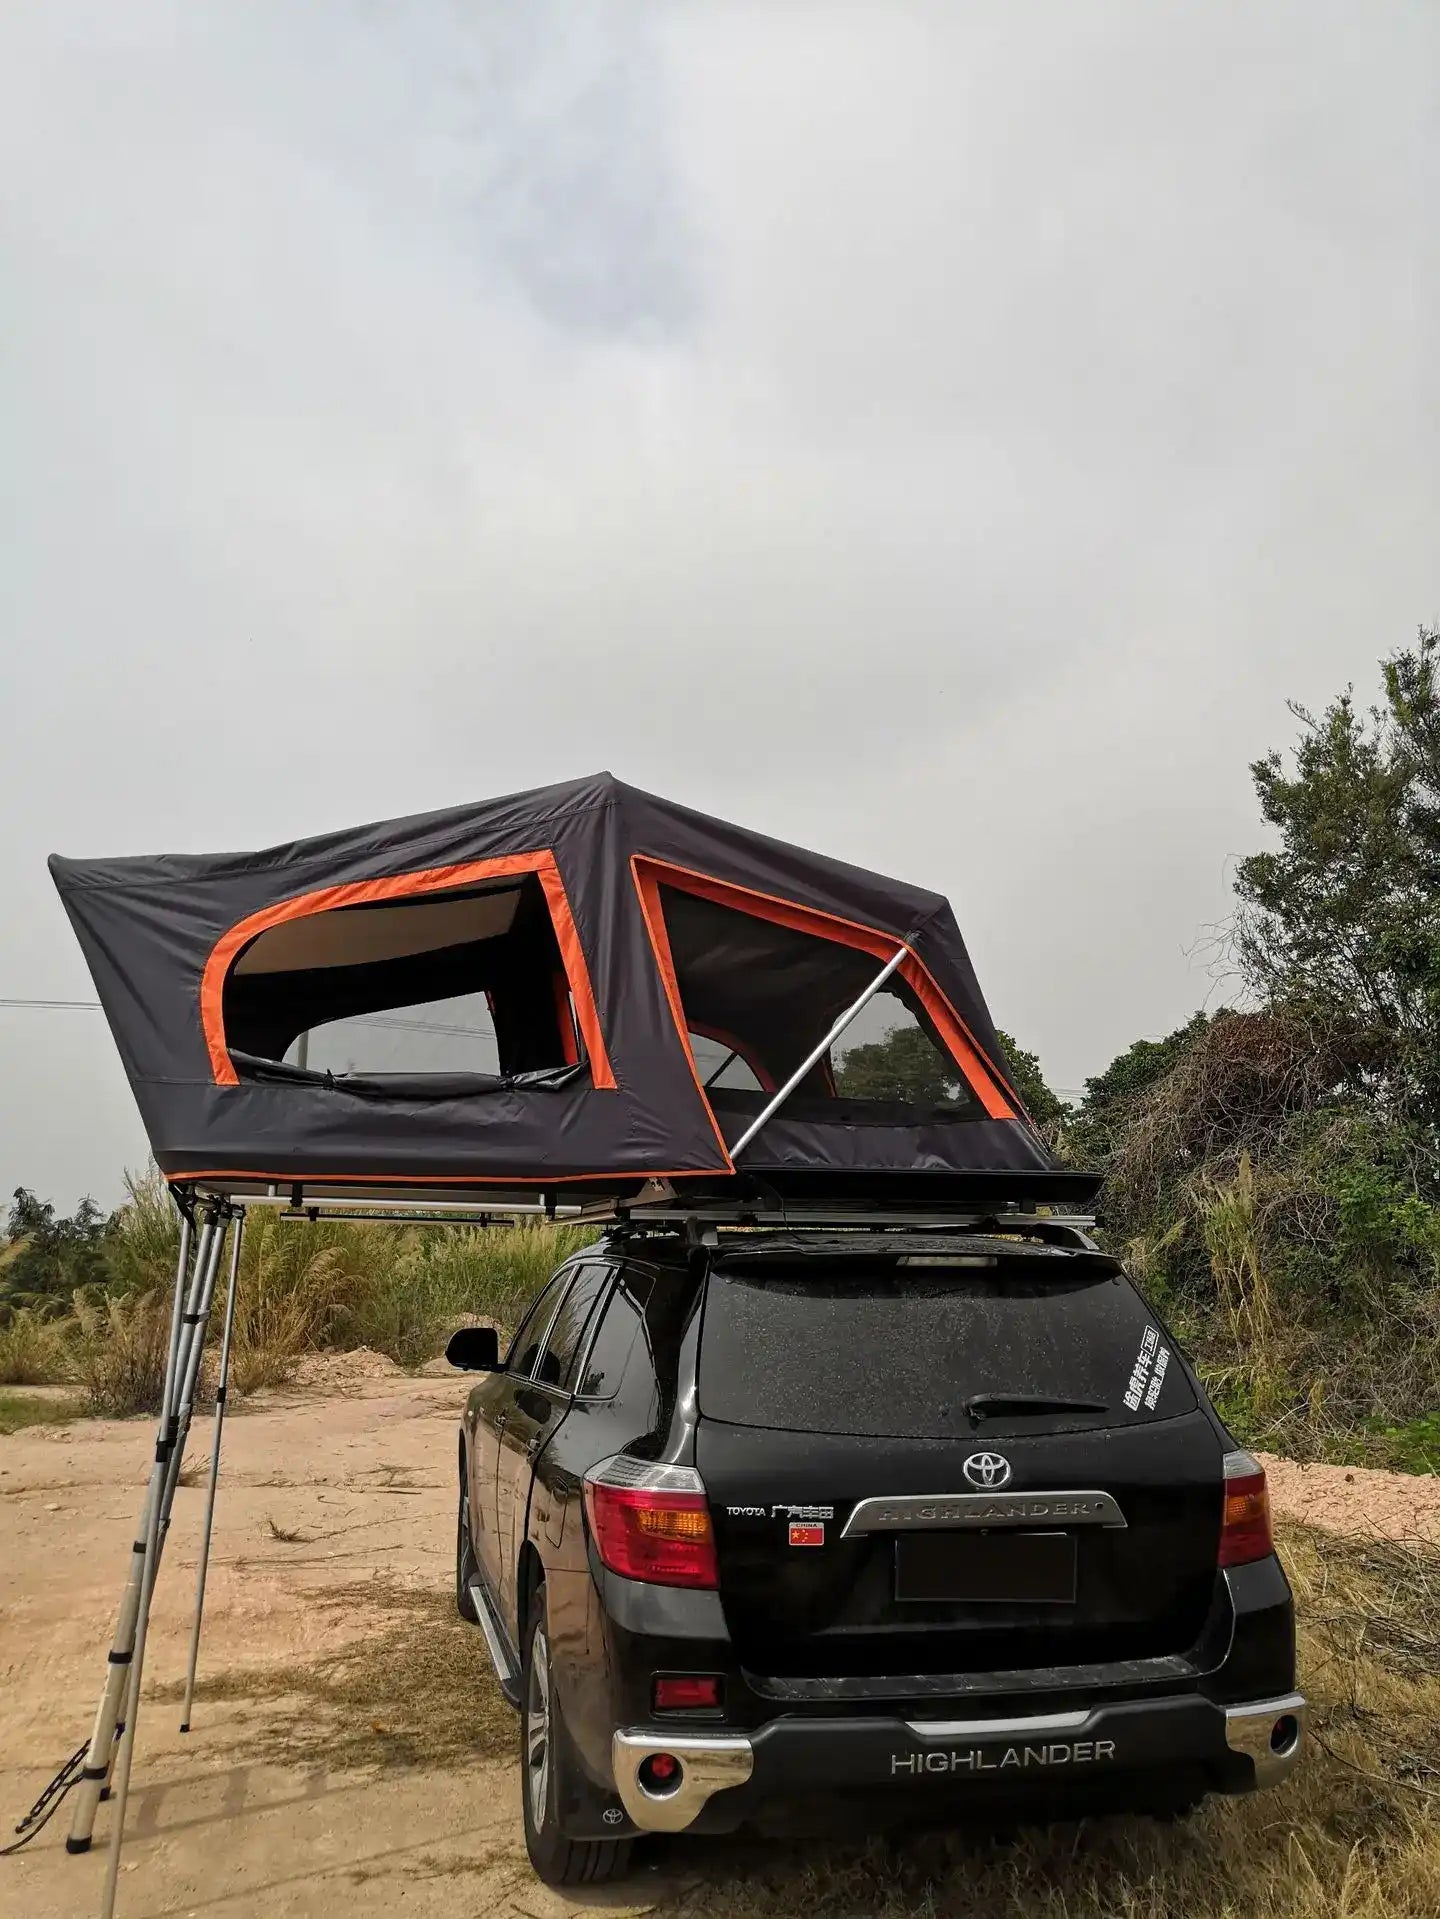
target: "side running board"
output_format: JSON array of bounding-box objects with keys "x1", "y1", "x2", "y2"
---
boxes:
[{"x1": 466, "y1": 1577, "x2": 521, "y2": 1709}]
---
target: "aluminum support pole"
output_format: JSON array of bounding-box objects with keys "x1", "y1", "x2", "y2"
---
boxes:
[
  {"x1": 178, "y1": 1208, "x2": 245, "y2": 1731},
  {"x1": 65, "y1": 1212, "x2": 197, "y2": 1855},
  {"x1": 99, "y1": 1207, "x2": 229, "y2": 1919},
  {"x1": 111, "y1": 1210, "x2": 229, "y2": 1705},
  {"x1": 81, "y1": 1215, "x2": 228, "y2": 1826},
  {"x1": 728, "y1": 944, "x2": 908, "y2": 1157}
]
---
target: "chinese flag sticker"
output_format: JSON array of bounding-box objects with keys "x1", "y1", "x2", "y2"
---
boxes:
[{"x1": 788, "y1": 1522, "x2": 824, "y2": 1547}]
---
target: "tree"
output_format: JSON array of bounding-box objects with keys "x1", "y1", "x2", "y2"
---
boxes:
[
  {"x1": 1068, "y1": 1011, "x2": 1216, "y2": 1165},
  {"x1": 1234, "y1": 626, "x2": 1440, "y2": 1122},
  {"x1": 832, "y1": 1022, "x2": 1065, "y2": 1117},
  {"x1": 834, "y1": 1025, "x2": 959, "y2": 1102},
  {"x1": 3, "y1": 1187, "x2": 113, "y2": 1304}
]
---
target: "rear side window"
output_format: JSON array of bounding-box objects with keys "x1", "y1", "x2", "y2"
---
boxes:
[
  {"x1": 576, "y1": 1270, "x2": 656, "y2": 1400},
  {"x1": 535, "y1": 1263, "x2": 608, "y2": 1390},
  {"x1": 697, "y1": 1263, "x2": 1195, "y2": 1438}
]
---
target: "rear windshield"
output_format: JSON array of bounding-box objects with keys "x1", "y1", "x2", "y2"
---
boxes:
[{"x1": 696, "y1": 1262, "x2": 1195, "y2": 1439}]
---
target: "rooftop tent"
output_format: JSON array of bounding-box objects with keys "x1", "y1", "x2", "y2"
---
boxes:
[{"x1": 49, "y1": 772, "x2": 1097, "y2": 1208}]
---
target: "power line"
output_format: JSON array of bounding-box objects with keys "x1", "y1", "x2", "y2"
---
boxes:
[
  {"x1": 0, "y1": 997, "x2": 103, "y2": 1010},
  {"x1": 0, "y1": 997, "x2": 490, "y2": 1040}
]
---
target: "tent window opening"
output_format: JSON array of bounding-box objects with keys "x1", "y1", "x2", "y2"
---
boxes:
[
  {"x1": 221, "y1": 873, "x2": 589, "y2": 1096},
  {"x1": 689, "y1": 1031, "x2": 766, "y2": 1093},
  {"x1": 655, "y1": 885, "x2": 987, "y2": 1124},
  {"x1": 288, "y1": 993, "x2": 501, "y2": 1078}
]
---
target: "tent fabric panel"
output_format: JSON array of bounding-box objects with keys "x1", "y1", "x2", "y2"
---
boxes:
[
  {"x1": 725, "y1": 1110, "x2": 1053, "y2": 1179},
  {"x1": 137, "y1": 1070, "x2": 729, "y2": 1186}
]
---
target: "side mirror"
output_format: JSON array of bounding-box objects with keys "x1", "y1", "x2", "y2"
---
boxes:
[{"x1": 446, "y1": 1326, "x2": 501, "y2": 1372}]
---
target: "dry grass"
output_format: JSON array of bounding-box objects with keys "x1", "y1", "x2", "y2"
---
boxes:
[
  {"x1": 159, "y1": 1577, "x2": 513, "y2": 1773},
  {"x1": 6, "y1": 1177, "x2": 596, "y2": 1417},
  {"x1": 71, "y1": 1287, "x2": 171, "y2": 1416},
  {"x1": 0, "y1": 1305, "x2": 72, "y2": 1385},
  {"x1": 264, "y1": 1515, "x2": 314, "y2": 1544},
  {"x1": 159, "y1": 1523, "x2": 1440, "y2": 1916}
]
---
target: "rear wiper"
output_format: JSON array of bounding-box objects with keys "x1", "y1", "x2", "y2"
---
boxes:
[{"x1": 964, "y1": 1393, "x2": 1109, "y2": 1421}]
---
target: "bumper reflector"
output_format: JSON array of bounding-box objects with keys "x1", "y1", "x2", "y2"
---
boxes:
[{"x1": 654, "y1": 1674, "x2": 722, "y2": 1711}]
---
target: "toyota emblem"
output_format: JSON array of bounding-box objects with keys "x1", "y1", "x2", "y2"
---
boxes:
[{"x1": 962, "y1": 1451, "x2": 1013, "y2": 1489}]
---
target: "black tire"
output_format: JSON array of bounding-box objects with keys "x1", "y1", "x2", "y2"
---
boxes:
[
  {"x1": 520, "y1": 1580, "x2": 633, "y2": 1887},
  {"x1": 456, "y1": 1471, "x2": 480, "y2": 1624}
]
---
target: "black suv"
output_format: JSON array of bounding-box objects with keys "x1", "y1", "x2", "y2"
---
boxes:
[{"x1": 448, "y1": 1216, "x2": 1303, "y2": 1886}]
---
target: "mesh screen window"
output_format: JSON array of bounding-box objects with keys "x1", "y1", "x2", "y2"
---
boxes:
[{"x1": 658, "y1": 886, "x2": 981, "y2": 1114}]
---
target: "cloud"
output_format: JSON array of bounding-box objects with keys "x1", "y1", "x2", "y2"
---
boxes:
[{"x1": 0, "y1": 0, "x2": 1435, "y2": 1201}]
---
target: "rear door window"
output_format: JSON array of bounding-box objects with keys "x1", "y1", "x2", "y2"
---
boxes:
[
  {"x1": 505, "y1": 1273, "x2": 568, "y2": 1377},
  {"x1": 697, "y1": 1261, "x2": 1195, "y2": 1438}
]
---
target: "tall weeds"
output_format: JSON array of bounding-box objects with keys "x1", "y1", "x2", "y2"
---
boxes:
[
  {"x1": 25, "y1": 1173, "x2": 603, "y2": 1414},
  {"x1": 0, "y1": 1304, "x2": 72, "y2": 1385},
  {"x1": 1193, "y1": 1154, "x2": 1276, "y2": 1339},
  {"x1": 72, "y1": 1289, "x2": 171, "y2": 1417}
]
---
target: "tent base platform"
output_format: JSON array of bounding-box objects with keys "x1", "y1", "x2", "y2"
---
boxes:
[{"x1": 172, "y1": 1166, "x2": 1102, "y2": 1222}]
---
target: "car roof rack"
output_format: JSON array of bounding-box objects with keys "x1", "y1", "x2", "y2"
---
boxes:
[{"x1": 573, "y1": 1181, "x2": 1096, "y2": 1248}]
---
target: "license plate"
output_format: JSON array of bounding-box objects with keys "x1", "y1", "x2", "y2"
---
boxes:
[{"x1": 895, "y1": 1530, "x2": 1076, "y2": 1604}]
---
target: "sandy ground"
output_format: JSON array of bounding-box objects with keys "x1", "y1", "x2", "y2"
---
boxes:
[
  {"x1": 1258, "y1": 1451, "x2": 1440, "y2": 1545},
  {"x1": 0, "y1": 1364, "x2": 682, "y2": 1919},
  {"x1": 1, "y1": 1366, "x2": 1436, "y2": 1919}
]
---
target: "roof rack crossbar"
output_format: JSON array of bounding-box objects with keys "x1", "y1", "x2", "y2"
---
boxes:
[{"x1": 583, "y1": 1198, "x2": 1095, "y2": 1236}]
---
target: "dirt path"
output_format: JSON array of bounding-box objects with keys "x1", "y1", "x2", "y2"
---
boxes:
[
  {"x1": 0, "y1": 1365, "x2": 679, "y2": 1918},
  {"x1": 1, "y1": 1369, "x2": 1436, "y2": 1918}
]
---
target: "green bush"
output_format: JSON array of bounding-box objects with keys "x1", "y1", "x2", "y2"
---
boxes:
[{"x1": 332, "y1": 1221, "x2": 597, "y2": 1368}]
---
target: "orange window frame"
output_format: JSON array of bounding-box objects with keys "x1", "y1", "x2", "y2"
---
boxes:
[
  {"x1": 630, "y1": 854, "x2": 1015, "y2": 1129},
  {"x1": 200, "y1": 852, "x2": 614, "y2": 1090}
]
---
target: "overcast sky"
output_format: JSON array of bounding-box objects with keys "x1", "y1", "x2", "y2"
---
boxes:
[{"x1": 1, "y1": 1, "x2": 1436, "y2": 1209}]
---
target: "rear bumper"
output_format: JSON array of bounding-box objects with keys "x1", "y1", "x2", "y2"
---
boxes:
[{"x1": 611, "y1": 1690, "x2": 1306, "y2": 1834}]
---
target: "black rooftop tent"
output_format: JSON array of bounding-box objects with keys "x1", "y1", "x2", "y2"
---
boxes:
[{"x1": 50, "y1": 772, "x2": 1095, "y2": 1209}]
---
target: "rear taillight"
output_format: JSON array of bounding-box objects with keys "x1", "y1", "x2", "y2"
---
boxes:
[
  {"x1": 1219, "y1": 1450, "x2": 1273, "y2": 1567},
  {"x1": 583, "y1": 1456, "x2": 718, "y2": 1590}
]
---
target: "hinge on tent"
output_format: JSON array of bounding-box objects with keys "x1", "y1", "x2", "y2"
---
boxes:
[{"x1": 633, "y1": 1178, "x2": 678, "y2": 1205}]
